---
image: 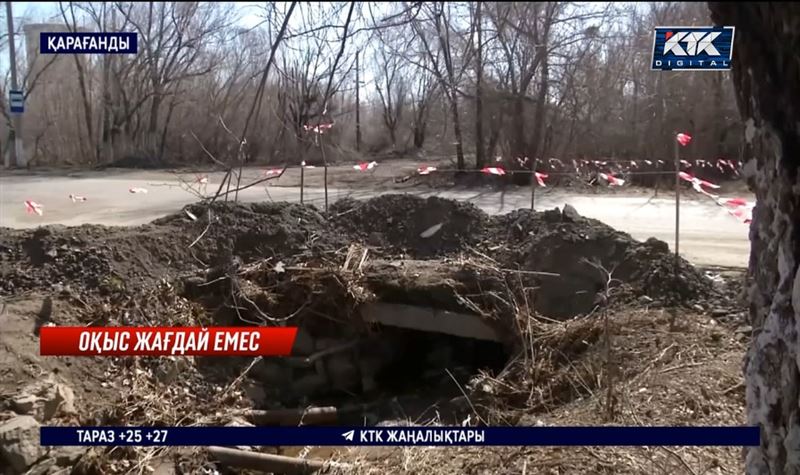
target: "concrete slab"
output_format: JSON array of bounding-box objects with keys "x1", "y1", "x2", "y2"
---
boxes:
[{"x1": 359, "y1": 302, "x2": 503, "y2": 342}]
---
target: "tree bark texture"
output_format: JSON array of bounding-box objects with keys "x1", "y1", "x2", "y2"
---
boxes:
[{"x1": 708, "y1": 4, "x2": 800, "y2": 474}]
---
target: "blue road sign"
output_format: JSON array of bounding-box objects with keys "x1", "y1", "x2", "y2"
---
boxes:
[{"x1": 9, "y1": 90, "x2": 24, "y2": 114}]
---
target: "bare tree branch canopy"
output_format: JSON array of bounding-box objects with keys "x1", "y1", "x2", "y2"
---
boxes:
[{"x1": 5, "y1": 1, "x2": 743, "y2": 179}]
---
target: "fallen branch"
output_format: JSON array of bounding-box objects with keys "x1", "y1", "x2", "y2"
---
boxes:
[
  {"x1": 244, "y1": 406, "x2": 339, "y2": 426},
  {"x1": 208, "y1": 446, "x2": 332, "y2": 474},
  {"x1": 189, "y1": 209, "x2": 213, "y2": 248}
]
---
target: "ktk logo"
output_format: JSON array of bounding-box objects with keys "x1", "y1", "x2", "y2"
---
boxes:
[
  {"x1": 651, "y1": 26, "x2": 734, "y2": 71},
  {"x1": 663, "y1": 31, "x2": 721, "y2": 56}
]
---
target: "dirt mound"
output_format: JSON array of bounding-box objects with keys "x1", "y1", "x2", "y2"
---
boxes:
[
  {"x1": 1, "y1": 227, "x2": 114, "y2": 294},
  {"x1": 330, "y1": 195, "x2": 486, "y2": 257},
  {"x1": 484, "y1": 207, "x2": 713, "y2": 317},
  {"x1": 156, "y1": 201, "x2": 340, "y2": 264},
  {"x1": 2, "y1": 196, "x2": 713, "y2": 318},
  {"x1": 0, "y1": 223, "x2": 197, "y2": 296}
]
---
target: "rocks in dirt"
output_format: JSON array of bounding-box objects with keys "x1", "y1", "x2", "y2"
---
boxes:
[
  {"x1": 52, "y1": 446, "x2": 87, "y2": 466},
  {"x1": 11, "y1": 395, "x2": 37, "y2": 415},
  {"x1": 42, "y1": 383, "x2": 75, "y2": 421},
  {"x1": 10, "y1": 378, "x2": 76, "y2": 422},
  {"x1": 562, "y1": 203, "x2": 581, "y2": 222},
  {"x1": 0, "y1": 415, "x2": 48, "y2": 474}
]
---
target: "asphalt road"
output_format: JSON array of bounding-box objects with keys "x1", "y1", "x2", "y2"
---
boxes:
[{"x1": 0, "y1": 168, "x2": 751, "y2": 267}]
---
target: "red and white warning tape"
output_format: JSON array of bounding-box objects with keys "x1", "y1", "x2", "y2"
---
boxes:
[
  {"x1": 481, "y1": 167, "x2": 506, "y2": 176},
  {"x1": 716, "y1": 197, "x2": 753, "y2": 224},
  {"x1": 417, "y1": 165, "x2": 437, "y2": 175},
  {"x1": 599, "y1": 172, "x2": 625, "y2": 187},
  {"x1": 353, "y1": 161, "x2": 378, "y2": 171},
  {"x1": 678, "y1": 171, "x2": 753, "y2": 224},
  {"x1": 24, "y1": 200, "x2": 43, "y2": 216},
  {"x1": 679, "y1": 171, "x2": 720, "y2": 198},
  {"x1": 303, "y1": 122, "x2": 334, "y2": 134}
]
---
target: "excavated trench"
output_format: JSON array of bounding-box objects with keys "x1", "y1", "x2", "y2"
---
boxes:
[
  {"x1": 0, "y1": 195, "x2": 714, "y2": 427},
  {"x1": 202, "y1": 297, "x2": 512, "y2": 424},
  {"x1": 167, "y1": 197, "x2": 714, "y2": 424},
  {"x1": 278, "y1": 321, "x2": 509, "y2": 424}
]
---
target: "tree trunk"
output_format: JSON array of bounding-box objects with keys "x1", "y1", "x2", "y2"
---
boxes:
[
  {"x1": 448, "y1": 90, "x2": 465, "y2": 170},
  {"x1": 708, "y1": 3, "x2": 800, "y2": 474},
  {"x1": 148, "y1": 92, "x2": 162, "y2": 156},
  {"x1": 712, "y1": 72, "x2": 725, "y2": 157},
  {"x1": 528, "y1": 47, "x2": 549, "y2": 166},
  {"x1": 355, "y1": 51, "x2": 361, "y2": 152},
  {"x1": 413, "y1": 115, "x2": 426, "y2": 149},
  {"x1": 474, "y1": 1, "x2": 485, "y2": 169},
  {"x1": 510, "y1": 96, "x2": 526, "y2": 160}
]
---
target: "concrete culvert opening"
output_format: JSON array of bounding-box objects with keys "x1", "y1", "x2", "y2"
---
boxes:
[
  {"x1": 365, "y1": 326, "x2": 509, "y2": 395},
  {"x1": 251, "y1": 316, "x2": 510, "y2": 425}
]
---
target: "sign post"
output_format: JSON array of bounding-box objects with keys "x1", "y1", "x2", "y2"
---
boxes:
[
  {"x1": 9, "y1": 90, "x2": 24, "y2": 113},
  {"x1": 5, "y1": 2, "x2": 25, "y2": 167}
]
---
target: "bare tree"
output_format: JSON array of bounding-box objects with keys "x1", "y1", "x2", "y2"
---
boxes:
[
  {"x1": 473, "y1": 1, "x2": 485, "y2": 168},
  {"x1": 10, "y1": 1, "x2": 744, "y2": 176},
  {"x1": 410, "y1": 2, "x2": 473, "y2": 169},
  {"x1": 373, "y1": 33, "x2": 406, "y2": 150}
]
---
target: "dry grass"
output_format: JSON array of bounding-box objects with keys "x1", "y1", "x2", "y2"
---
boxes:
[{"x1": 326, "y1": 308, "x2": 747, "y2": 475}]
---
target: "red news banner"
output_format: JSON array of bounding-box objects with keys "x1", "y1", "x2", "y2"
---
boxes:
[{"x1": 39, "y1": 327, "x2": 298, "y2": 356}]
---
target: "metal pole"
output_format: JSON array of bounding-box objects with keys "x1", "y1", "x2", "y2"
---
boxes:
[
  {"x1": 530, "y1": 158, "x2": 538, "y2": 210},
  {"x1": 5, "y1": 1, "x2": 24, "y2": 168},
  {"x1": 674, "y1": 133, "x2": 680, "y2": 282},
  {"x1": 355, "y1": 51, "x2": 361, "y2": 153},
  {"x1": 300, "y1": 165, "x2": 304, "y2": 204}
]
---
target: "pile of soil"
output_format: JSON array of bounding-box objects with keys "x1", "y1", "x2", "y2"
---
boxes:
[
  {"x1": 155, "y1": 201, "x2": 342, "y2": 264},
  {"x1": 330, "y1": 195, "x2": 486, "y2": 257},
  {"x1": 1, "y1": 195, "x2": 713, "y2": 319},
  {"x1": 486, "y1": 207, "x2": 713, "y2": 317}
]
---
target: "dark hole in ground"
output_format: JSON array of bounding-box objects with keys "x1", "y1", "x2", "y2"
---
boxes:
[
  {"x1": 294, "y1": 325, "x2": 510, "y2": 425},
  {"x1": 370, "y1": 326, "x2": 508, "y2": 394}
]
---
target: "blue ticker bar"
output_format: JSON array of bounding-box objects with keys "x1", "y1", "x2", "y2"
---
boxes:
[{"x1": 40, "y1": 426, "x2": 760, "y2": 447}]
